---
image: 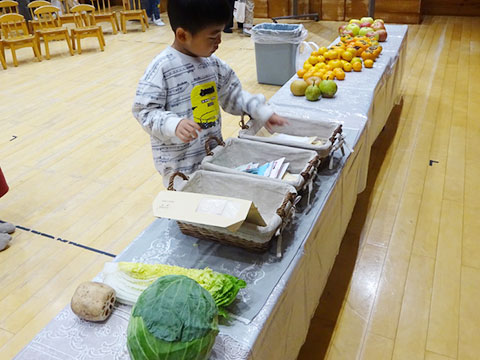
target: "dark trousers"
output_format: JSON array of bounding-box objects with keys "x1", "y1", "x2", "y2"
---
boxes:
[
  {"x1": 145, "y1": 0, "x2": 160, "y2": 20},
  {"x1": 225, "y1": 0, "x2": 235, "y2": 29}
]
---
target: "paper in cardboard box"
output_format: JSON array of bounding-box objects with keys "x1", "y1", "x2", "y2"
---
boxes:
[{"x1": 153, "y1": 190, "x2": 266, "y2": 232}]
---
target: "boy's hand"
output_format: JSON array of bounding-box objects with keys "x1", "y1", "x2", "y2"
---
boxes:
[
  {"x1": 265, "y1": 114, "x2": 289, "y2": 132},
  {"x1": 175, "y1": 119, "x2": 202, "y2": 143}
]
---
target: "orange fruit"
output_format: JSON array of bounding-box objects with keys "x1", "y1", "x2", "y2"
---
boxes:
[
  {"x1": 303, "y1": 69, "x2": 315, "y2": 80},
  {"x1": 297, "y1": 68, "x2": 307, "y2": 78},
  {"x1": 343, "y1": 62, "x2": 353, "y2": 72},
  {"x1": 341, "y1": 51, "x2": 353, "y2": 61},
  {"x1": 311, "y1": 50, "x2": 320, "y2": 57},
  {"x1": 333, "y1": 68, "x2": 345, "y2": 80},
  {"x1": 308, "y1": 56, "x2": 320, "y2": 65},
  {"x1": 351, "y1": 57, "x2": 362, "y2": 65},
  {"x1": 322, "y1": 71, "x2": 335, "y2": 80},
  {"x1": 318, "y1": 46, "x2": 327, "y2": 55},
  {"x1": 317, "y1": 55, "x2": 326, "y2": 63},
  {"x1": 316, "y1": 62, "x2": 327, "y2": 69},
  {"x1": 364, "y1": 59, "x2": 374, "y2": 68},
  {"x1": 352, "y1": 61, "x2": 362, "y2": 72},
  {"x1": 303, "y1": 63, "x2": 313, "y2": 71}
]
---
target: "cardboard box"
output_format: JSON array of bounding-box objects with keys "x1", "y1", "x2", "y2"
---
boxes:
[{"x1": 153, "y1": 191, "x2": 266, "y2": 232}]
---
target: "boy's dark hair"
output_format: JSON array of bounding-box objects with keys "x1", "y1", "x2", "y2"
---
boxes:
[{"x1": 167, "y1": 0, "x2": 232, "y2": 35}]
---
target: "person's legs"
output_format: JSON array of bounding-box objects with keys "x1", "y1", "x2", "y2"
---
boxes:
[
  {"x1": 224, "y1": 0, "x2": 235, "y2": 33},
  {"x1": 243, "y1": 0, "x2": 254, "y2": 36},
  {"x1": 151, "y1": 0, "x2": 164, "y2": 25}
]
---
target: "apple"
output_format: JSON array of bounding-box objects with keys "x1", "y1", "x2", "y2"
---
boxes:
[
  {"x1": 376, "y1": 29, "x2": 388, "y2": 42},
  {"x1": 341, "y1": 29, "x2": 354, "y2": 37},
  {"x1": 360, "y1": 17, "x2": 374, "y2": 24},
  {"x1": 358, "y1": 27, "x2": 373, "y2": 36},
  {"x1": 349, "y1": 19, "x2": 361, "y2": 26},
  {"x1": 360, "y1": 21, "x2": 372, "y2": 28},
  {"x1": 371, "y1": 21, "x2": 385, "y2": 31},
  {"x1": 365, "y1": 31, "x2": 379, "y2": 41},
  {"x1": 305, "y1": 76, "x2": 322, "y2": 86},
  {"x1": 346, "y1": 23, "x2": 360, "y2": 36},
  {"x1": 338, "y1": 24, "x2": 347, "y2": 34},
  {"x1": 373, "y1": 19, "x2": 384, "y2": 24}
]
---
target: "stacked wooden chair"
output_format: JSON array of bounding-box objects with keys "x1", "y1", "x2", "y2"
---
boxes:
[
  {"x1": 119, "y1": 0, "x2": 148, "y2": 34},
  {"x1": 34, "y1": 5, "x2": 74, "y2": 59},
  {"x1": 28, "y1": 0, "x2": 51, "y2": 32},
  {"x1": 0, "y1": 40, "x2": 7, "y2": 69},
  {"x1": 0, "y1": 12, "x2": 42, "y2": 66},
  {"x1": 70, "y1": 4, "x2": 104, "y2": 54},
  {"x1": 0, "y1": 0, "x2": 18, "y2": 14},
  {"x1": 88, "y1": 0, "x2": 118, "y2": 35}
]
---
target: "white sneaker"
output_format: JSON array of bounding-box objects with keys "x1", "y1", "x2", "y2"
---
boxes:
[
  {"x1": 153, "y1": 18, "x2": 165, "y2": 26},
  {"x1": 243, "y1": 27, "x2": 252, "y2": 37}
]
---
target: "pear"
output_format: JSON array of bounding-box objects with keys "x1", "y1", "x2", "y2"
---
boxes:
[
  {"x1": 290, "y1": 80, "x2": 309, "y2": 96},
  {"x1": 305, "y1": 84, "x2": 322, "y2": 101}
]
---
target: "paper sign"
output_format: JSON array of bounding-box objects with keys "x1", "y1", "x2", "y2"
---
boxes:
[{"x1": 153, "y1": 191, "x2": 266, "y2": 232}]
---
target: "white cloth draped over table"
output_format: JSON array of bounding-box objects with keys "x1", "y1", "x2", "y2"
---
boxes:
[{"x1": 13, "y1": 24, "x2": 408, "y2": 360}]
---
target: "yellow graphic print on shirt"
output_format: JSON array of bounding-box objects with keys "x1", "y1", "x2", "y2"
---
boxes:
[{"x1": 191, "y1": 81, "x2": 220, "y2": 129}]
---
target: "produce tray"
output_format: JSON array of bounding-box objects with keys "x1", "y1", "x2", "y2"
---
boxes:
[
  {"x1": 237, "y1": 114, "x2": 344, "y2": 160},
  {"x1": 168, "y1": 170, "x2": 297, "y2": 252},
  {"x1": 200, "y1": 137, "x2": 320, "y2": 192}
]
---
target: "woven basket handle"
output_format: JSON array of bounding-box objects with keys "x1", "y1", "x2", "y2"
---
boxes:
[
  {"x1": 276, "y1": 192, "x2": 296, "y2": 219},
  {"x1": 329, "y1": 124, "x2": 343, "y2": 144},
  {"x1": 239, "y1": 113, "x2": 252, "y2": 130},
  {"x1": 167, "y1": 172, "x2": 189, "y2": 191},
  {"x1": 300, "y1": 155, "x2": 321, "y2": 180},
  {"x1": 205, "y1": 136, "x2": 225, "y2": 156}
]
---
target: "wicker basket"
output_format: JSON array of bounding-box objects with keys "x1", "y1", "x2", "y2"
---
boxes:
[
  {"x1": 168, "y1": 170, "x2": 297, "y2": 252},
  {"x1": 237, "y1": 114, "x2": 344, "y2": 159},
  {"x1": 200, "y1": 137, "x2": 320, "y2": 192}
]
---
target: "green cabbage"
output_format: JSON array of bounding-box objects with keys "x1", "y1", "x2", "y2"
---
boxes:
[
  {"x1": 101, "y1": 262, "x2": 246, "y2": 317},
  {"x1": 127, "y1": 275, "x2": 218, "y2": 360}
]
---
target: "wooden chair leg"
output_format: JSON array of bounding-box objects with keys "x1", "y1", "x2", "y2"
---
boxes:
[
  {"x1": 97, "y1": 30, "x2": 104, "y2": 51},
  {"x1": 140, "y1": 17, "x2": 145, "y2": 32},
  {"x1": 71, "y1": 32, "x2": 76, "y2": 50},
  {"x1": 44, "y1": 36, "x2": 51, "y2": 60},
  {"x1": 10, "y1": 46, "x2": 18, "y2": 67},
  {"x1": 114, "y1": 15, "x2": 120, "y2": 34},
  {"x1": 121, "y1": 15, "x2": 126, "y2": 34},
  {"x1": 65, "y1": 32, "x2": 74, "y2": 56},
  {"x1": 77, "y1": 35, "x2": 82, "y2": 54},
  {"x1": 33, "y1": 39, "x2": 42, "y2": 62},
  {"x1": 142, "y1": 10, "x2": 149, "y2": 28},
  {"x1": 110, "y1": 17, "x2": 117, "y2": 35},
  {"x1": 0, "y1": 52, "x2": 6, "y2": 70}
]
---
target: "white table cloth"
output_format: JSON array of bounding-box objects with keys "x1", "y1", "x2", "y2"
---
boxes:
[{"x1": 14, "y1": 25, "x2": 408, "y2": 360}]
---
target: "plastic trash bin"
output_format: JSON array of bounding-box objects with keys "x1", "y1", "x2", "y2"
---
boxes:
[{"x1": 251, "y1": 23, "x2": 307, "y2": 86}]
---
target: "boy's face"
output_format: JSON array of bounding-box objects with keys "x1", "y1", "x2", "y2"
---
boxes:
[{"x1": 183, "y1": 24, "x2": 224, "y2": 57}]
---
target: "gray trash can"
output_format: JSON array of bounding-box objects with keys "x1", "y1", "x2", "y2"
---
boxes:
[{"x1": 251, "y1": 23, "x2": 307, "y2": 86}]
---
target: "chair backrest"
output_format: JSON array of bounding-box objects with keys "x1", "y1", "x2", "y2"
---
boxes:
[
  {"x1": 121, "y1": 0, "x2": 143, "y2": 12},
  {"x1": 0, "y1": 0, "x2": 19, "y2": 15},
  {"x1": 34, "y1": 5, "x2": 61, "y2": 29},
  {"x1": 89, "y1": 0, "x2": 112, "y2": 15},
  {"x1": 70, "y1": 4, "x2": 96, "y2": 28},
  {"x1": 0, "y1": 13, "x2": 29, "y2": 39},
  {"x1": 28, "y1": 0, "x2": 51, "y2": 20}
]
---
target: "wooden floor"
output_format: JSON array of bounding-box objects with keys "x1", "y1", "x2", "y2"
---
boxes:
[{"x1": 0, "y1": 15, "x2": 479, "y2": 360}]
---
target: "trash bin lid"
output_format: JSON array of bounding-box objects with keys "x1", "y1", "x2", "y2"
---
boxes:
[{"x1": 251, "y1": 23, "x2": 307, "y2": 43}]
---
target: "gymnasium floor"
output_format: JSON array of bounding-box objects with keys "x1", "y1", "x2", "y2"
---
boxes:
[{"x1": 1, "y1": 15, "x2": 479, "y2": 360}]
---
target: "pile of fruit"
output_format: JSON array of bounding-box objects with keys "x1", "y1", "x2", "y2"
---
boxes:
[{"x1": 290, "y1": 17, "x2": 387, "y2": 101}]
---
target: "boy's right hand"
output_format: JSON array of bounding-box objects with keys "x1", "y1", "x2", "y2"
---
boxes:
[{"x1": 175, "y1": 119, "x2": 202, "y2": 143}]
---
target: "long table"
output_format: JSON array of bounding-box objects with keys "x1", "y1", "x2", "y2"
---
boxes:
[{"x1": 14, "y1": 24, "x2": 408, "y2": 360}]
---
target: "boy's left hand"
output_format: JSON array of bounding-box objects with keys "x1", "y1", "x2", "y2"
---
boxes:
[{"x1": 265, "y1": 114, "x2": 289, "y2": 132}]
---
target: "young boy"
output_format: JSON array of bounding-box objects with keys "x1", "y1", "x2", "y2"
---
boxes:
[{"x1": 132, "y1": 0, "x2": 287, "y2": 187}]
